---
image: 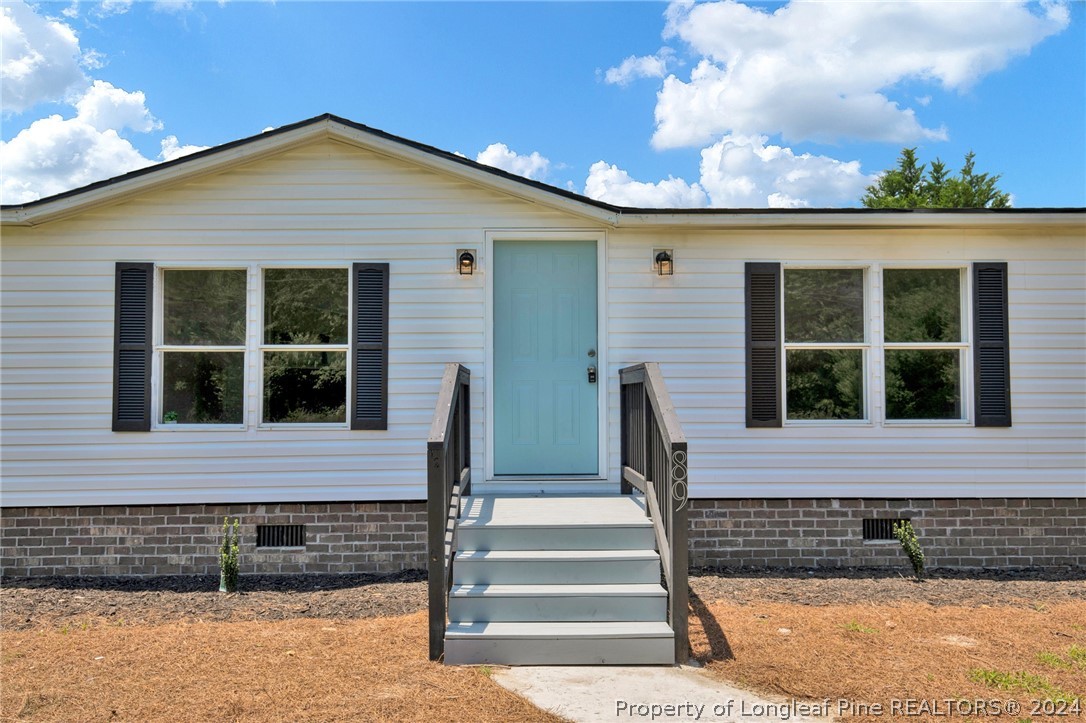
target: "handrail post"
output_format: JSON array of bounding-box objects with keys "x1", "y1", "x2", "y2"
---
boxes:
[
  {"x1": 426, "y1": 363, "x2": 471, "y2": 662},
  {"x1": 426, "y1": 440, "x2": 447, "y2": 661},
  {"x1": 670, "y1": 438, "x2": 689, "y2": 662}
]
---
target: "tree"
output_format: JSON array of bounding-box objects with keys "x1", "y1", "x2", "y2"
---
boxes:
[{"x1": 862, "y1": 148, "x2": 1011, "y2": 209}]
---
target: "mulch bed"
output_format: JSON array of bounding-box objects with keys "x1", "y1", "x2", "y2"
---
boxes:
[{"x1": 3, "y1": 567, "x2": 1081, "y2": 632}]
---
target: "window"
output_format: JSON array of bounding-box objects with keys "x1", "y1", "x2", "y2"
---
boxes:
[
  {"x1": 883, "y1": 268, "x2": 965, "y2": 421},
  {"x1": 159, "y1": 269, "x2": 246, "y2": 425},
  {"x1": 748, "y1": 261, "x2": 1009, "y2": 430},
  {"x1": 783, "y1": 268, "x2": 867, "y2": 421},
  {"x1": 261, "y1": 268, "x2": 349, "y2": 424},
  {"x1": 115, "y1": 262, "x2": 389, "y2": 432}
]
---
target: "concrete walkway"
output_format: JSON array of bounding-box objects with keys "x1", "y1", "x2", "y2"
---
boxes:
[{"x1": 492, "y1": 664, "x2": 833, "y2": 723}]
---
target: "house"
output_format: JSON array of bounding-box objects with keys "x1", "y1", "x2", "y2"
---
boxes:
[{"x1": 1, "y1": 114, "x2": 1083, "y2": 664}]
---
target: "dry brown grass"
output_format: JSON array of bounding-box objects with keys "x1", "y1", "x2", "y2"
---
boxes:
[
  {"x1": 691, "y1": 599, "x2": 1086, "y2": 722},
  {"x1": 1, "y1": 611, "x2": 563, "y2": 722}
]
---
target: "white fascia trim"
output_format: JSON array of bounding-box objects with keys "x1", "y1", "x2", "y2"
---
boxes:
[{"x1": 615, "y1": 211, "x2": 1086, "y2": 230}]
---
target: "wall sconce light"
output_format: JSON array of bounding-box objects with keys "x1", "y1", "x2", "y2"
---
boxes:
[
  {"x1": 654, "y1": 249, "x2": 674, "y2": 276},
  {"x1": 457, "y1": 249, "x2": 476, "y2": 276}
]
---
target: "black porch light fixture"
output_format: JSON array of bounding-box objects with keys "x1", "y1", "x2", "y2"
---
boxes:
[
  {"x1": 457, "y1": 249, "x2": 476, "y2": 276},
  {"x1": 654, "y1": 249, "x2": 674, "y2": 276}
]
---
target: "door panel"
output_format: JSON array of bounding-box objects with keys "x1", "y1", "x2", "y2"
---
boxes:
[{"x1": 494, "y1": 240, "x2": 598, "y2": 475}]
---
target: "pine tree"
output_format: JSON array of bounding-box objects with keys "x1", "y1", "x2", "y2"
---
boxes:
[{"x1": 863, "y1": 148, "x2": 1010, "y2": 209}]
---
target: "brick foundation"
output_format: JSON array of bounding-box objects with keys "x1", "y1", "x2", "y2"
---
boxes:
[
  {"x1": 2, "y1": 498, "x2": 1083, "y2": 577},
  {"x1": 688, "y1": 498, "x2": 1086, "y2": 570},
  {"x1": 0, "y1": 502, "x2": 426, "y2": 577}
]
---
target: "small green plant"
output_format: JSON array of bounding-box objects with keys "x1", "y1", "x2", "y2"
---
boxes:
[
  {"x1": 843, "y1": 621, "x2": 878, "y2": 634},
  {"x1": 478, "y1": 665, "x2": 493, "y2": 677},
  {"x1": 892, "y1": 520, "x2": 925, "y2": 581},
  {"x1": 1037, "y1": 651, "x2": 1070, "y2": 670},
  {"x1": 219, "y1": 517, "x2": 240, "y2": 593},
  {"x1": 163, "y1": 410, "x2": 179, "y2": 423},
  {"x1": 969, "y1": 668, "x2": 1075, "y2": 703},
  {"x1": 1068, "y1": 644, "x2": 1086, "y2": 666}
]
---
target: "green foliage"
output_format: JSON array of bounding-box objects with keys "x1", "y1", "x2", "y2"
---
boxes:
[
  {"x1": 219, "y1": 517, "x2": 240, "y2": 593},
  {"x1": 968, "y1": 669, "x2": 1075, "y2": 703},
  {"x1": 842, "y1": 621, "x2": 878, "y2": 634},
  {"x1": 163, "y1": 410, "x2": 179, "y2": 423},
  {"x1": 786, "y1": 349, "x2": 864, "y2": 420},
  {"x1": 862, "y1": 148, "x2": 1011, "y2": 209},
  {"x1": 892, "y1": 520, "x2": 925, "y2": 581}
]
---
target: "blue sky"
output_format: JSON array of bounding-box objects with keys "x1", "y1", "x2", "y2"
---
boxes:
[{"x1": 2, "y1": 0, "x2": 1084, "y2": 208}]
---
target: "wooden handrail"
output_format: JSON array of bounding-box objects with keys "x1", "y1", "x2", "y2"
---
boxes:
[
  {"x1": 620, "y1": 362, "x2": 689, "y2": 663},
  {"x1": 427, "y1": 363, "x2": 471, "y2": 661}
]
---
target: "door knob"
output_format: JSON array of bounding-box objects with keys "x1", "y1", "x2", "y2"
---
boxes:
[{"x1": 587, "y1": 366, "x2": 597, "y2": 384}]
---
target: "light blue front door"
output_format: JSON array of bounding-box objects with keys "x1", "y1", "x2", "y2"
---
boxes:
[{"x1": 494, "y1": 240, "x2": 598, "y2": 475}]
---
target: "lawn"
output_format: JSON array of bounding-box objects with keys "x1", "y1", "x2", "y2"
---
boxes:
[
  {"x1": 690, "y1": 586, "x2": 1085, "y2": 722},
  {"x1": 2, "y1": 571, "x2": 1082, "y2": 721},
  {"x1": 1, "y1": 611, "x2": 560, "y2": 722}
]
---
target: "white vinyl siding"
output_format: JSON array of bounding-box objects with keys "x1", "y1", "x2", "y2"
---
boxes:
[
  {"x1": 2, "y1": 136, "x2": 1083, "y2": 505},
  {"x1": 0, "y1": 139, "x2": 592, "y2": 505},
  {"x1": 604, "y1": 230, "x2": 1086, "y2": 499}
]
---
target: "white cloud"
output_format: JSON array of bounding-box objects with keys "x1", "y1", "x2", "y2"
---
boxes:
[
  {"x1": 75, "y1": 80, "x2": 161, "y2": 132},
  {"x1": 476, "y1": 142, "x2": 550, "y2": 181},
  {"x1": 159, "y1": 135, "x2": 209, "y2": 161},
  {"x1": 652, "y1": 0, "x2": 1070, "y2": 148},
  {"x1": 0, "y1": 114, "x2": 153, "y2": 203},
  {"x1": 584, "y1": 161, "x2": 707, "y2": 208},
  {"x1": 581, "y1": 136, "x2": 871, "y2": 209},
  {"x1": 153, "y1": 0, "x2": 194, "y2": 14},
  {"x1": 604, "y1": 48, "x2": 674, "y2": 86},
  {"x1": 698, "y1": 135, "x2": 873, "y2": 208},
  {"x1": 1, "y1": 1, "x2": 86, "y2": 113},
  {"x1": 97, "y1": 0, "x2": 134, "y2": 15}
]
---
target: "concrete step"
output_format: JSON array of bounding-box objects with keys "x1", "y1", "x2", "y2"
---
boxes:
[
  {"x1": 452, "y1": 549, "x2": 662, "y2": 585},
  {"x1": 448, "y1": 583, "x2": 667, "y2": 622},
  {"x1": 444, "y1": 621, "x2": 675, "y2": 665}
]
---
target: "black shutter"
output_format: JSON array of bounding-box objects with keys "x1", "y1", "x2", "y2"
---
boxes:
[
  {"x1": 351, "y1": 263, "x2": 389, "y2": 430},
  {"x1": 973, "y1": 262, "x2": 1012, "y2": 427},
  {"x1": 112, "y1": 262, "x2": 153, "y2": 431},
  {"x1": 746, "y1": 262, "x2": 782, "y2": 427}
]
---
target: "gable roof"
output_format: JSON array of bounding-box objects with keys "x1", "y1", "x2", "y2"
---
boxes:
[{"x1": 2, "y1": 112, "x2": 1082, "y2": 228}]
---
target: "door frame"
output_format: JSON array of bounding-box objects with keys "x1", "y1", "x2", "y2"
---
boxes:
[{"x1": 482, "y1": 230, "x2": 610, "y2": 484}]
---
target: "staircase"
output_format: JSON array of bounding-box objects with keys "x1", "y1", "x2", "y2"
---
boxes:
[{"x1": 443, "y1": 494, "x2": 675, "y2": 665}]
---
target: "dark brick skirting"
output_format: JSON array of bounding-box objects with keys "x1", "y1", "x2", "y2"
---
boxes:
[
  {"x1": 0, "y1": 502, "x2": 426, "y2": 577},
  {"x1": 688, "y1": 498, "x2": 1086, "y2": 570},
  {"x1": 2, "y1": 498, "x2": 1083, "y2": 577}
]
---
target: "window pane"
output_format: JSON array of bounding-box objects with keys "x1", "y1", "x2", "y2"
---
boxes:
[
  {"x1": 785, "y1": 269, "x2": 865, "y2": 343},
  {"x1": 885, "y1": 349, "x2": 962, "y2": 420},
  {"x1": 786, "y1": 349, "x2": 864, "y2": 420},
  {"x1": 162, "y1": 352, "x2": 244, "y2": 424},
  {"x1": 163, "y1": 270, "x2": 246, "y2": 345},
  {"x1": 883, "y1": 269, "x2": 961, "y2": 343},
  {"x1": 264, "y1": 269, "x2": 348, "y2": 345},
  {"x1": 263, "y1": 351, "x2": 346, "y2": 423}
]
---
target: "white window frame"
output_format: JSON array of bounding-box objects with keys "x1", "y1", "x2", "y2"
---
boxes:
[
  {"x1": 152, "y1": 264, "x2": 249, "y2": 431},
  {"x1": 781, "y1": 264, "x2": 872, "y2": 426},
  {"x1": 781, "y1": 262, "x2": 974, "y2": 427},
  {"x1": 879, "y1": 263, "x2": 972, "y2": 427},
  {"x1": 151, "y1": 262, "x2": 355, "y2": 431},
  {"x1": 257, "y1": 264, "x2": 352, "y2": 430}
]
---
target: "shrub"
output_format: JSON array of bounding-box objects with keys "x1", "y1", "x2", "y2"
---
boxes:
[
  {"x1": 892, "y1": 520, "x2": 924, "y2": 581},
  {"x1": 219, "y1": 517, "x2": 240, "y2": 592}
]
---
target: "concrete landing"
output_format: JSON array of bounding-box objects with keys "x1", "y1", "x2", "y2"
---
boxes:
[{"x1": 492, "y1": 664, "x2": 832, "y2": 723}]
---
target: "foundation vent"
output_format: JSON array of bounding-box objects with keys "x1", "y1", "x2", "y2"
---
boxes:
[
  {"x1": 256, "y1": 524, "x2": 306, "y2": 548},
  {"x1": 862, "y1": 518, "x2": 909, "y2": 541}
]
